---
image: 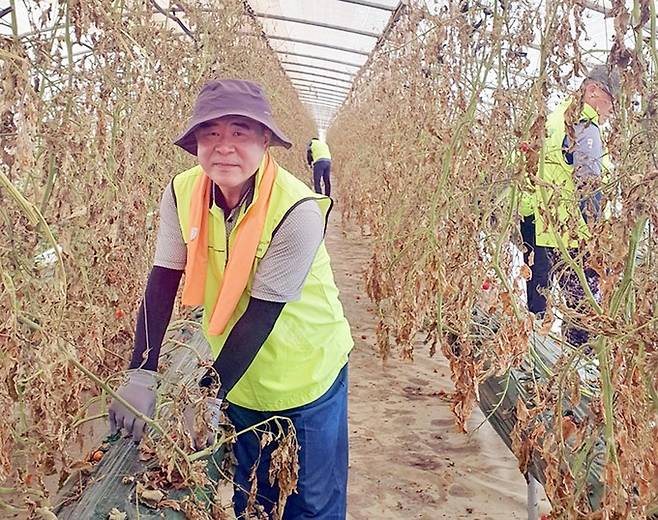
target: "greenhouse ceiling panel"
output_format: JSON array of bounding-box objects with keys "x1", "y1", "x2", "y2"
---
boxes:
[{"x1": 247, "y1": 0, "x2": 402, "y2": 131}]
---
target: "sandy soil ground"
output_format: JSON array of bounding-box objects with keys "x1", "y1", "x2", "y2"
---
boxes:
[{"x1": 325, "y1": 216, "x2": 550, "y2": 520}]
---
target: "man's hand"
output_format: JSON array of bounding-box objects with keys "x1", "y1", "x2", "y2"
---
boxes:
[
  {"x1": 184, "y1": 396, "x2": 222, "y2": 451},
  {"x1": 109, "y1": 369, "x2": 157, "y2": 443}
]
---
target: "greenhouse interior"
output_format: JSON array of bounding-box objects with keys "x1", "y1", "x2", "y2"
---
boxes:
[{"x1": 0, "y1": 0, "x2": 656, "y2": 519}]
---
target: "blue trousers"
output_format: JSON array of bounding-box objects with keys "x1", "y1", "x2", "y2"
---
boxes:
[
  {"x1": 520, "y1": 215, "x2": 550, "y2": 315},
  {"x1": 227, "y1": 364, "x2": 348, "y2": 519},
  {"x1": 520, "y1": 216, "x2": 600, "y2": 347},
  {"x1": 548, "y1": 249, "x2": 600, "y2": 347},
  {"x1": 312, "y1": 161, "x2": 331, "y2": 197}
]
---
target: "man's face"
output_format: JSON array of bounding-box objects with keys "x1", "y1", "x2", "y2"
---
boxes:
[
  {"x1": 195, "y1": 115, "x2": 271, "y2": 190},
  {"x1": 584, "y1": 81, "x2": 614, "y2": 123}
]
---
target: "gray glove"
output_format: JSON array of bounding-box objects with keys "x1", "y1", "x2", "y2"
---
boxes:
[
  {"x1": 109, "y1": 369, "x2": 157, "y2": 443},
  {"x1": 183, "y1": 396, "x2": 222, "y2": 451}
]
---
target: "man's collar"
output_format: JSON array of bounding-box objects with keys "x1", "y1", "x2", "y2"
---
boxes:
[{"x1": 211, "y1": 175, "x2": 256, "y2": 212}]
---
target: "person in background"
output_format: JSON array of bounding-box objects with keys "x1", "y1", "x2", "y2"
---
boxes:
[
  {"x1": 108, "y1": 79, "x2": 353, "y2": 519},
  {"x1": 519, "y1": 188, "x2": 551, "y2": 317},
  {"x1": 307, "y1": 137, "x2": 332, "y2": 196},
  {"x1": 520, "y1": 64, "x2": 619, "y2": 347}
]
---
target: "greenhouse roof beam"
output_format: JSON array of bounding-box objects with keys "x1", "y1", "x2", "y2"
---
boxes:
[
  {"x1": 275, "y1": 50, "x2": 363, "y2": 68},
  {"x1": 291, "y1": 78, "x2": 351, "y2": 92},
  {"x1": 581, "y1": 1, "x2": 609, "y2": 15},
  {"x1": 306, "y1": 106, "x2": 340, "y2": 114},
  {"x1": 290, "y1": 79, "x2": 350, "y2": 93},
  {"x1": 265, "y1": 35, "x2": 370, "y2": 56},
  {"x1": 287, "y1": 72, "x2": 352, "y2": 88},
  {"x1": 248, "y1": 0, "x2": 401, "y2": 129},
  {"x1": 151, "y1": 0, "x2": 195, "y2": 40},
  {"x1": 254, "y1": 13, "x2": 379, "y2": 38},
  {"x1": 335, "y1": 0, "x2": 397, "y2": 11},
  {"x1": 298, "y1": 92, "x2": 346, "y2": 103},
  {"x1": 284, "y1": 67, "x2": 354, "y2": 83},
  {"x1": 294, "y1": 84, "x2": 349, "y2": 97},
  {"x1": 280, "y1": 61, "x2": 356, "y2": 77},
  {"x1": 299, "y1": 98, "x2": 343, "y2": 109},
  {"x1": 300, "y1": 100, "x2": 343, "y2": 110},
  {"x1": 292, "y1": 82, "x2": 350, "y2": 97},
  {"x1": 294, "y1": 82, "x2": 348, "y2": 94},
  {"x1": 297, "y1": 86, "x2": 346, "y2": 97},
  {"x1": 297, "y1": 86, "x2": 346, "y2": 98},
  {"x1": 302, "y1": 98, "x2": 345, "y2": 108},
  {"x1": 301, "y1": 100, "x2": 341, "y2": 110},
  {"x1": 350, "y1": 2, "x2": 405, "y2": 84},
  {"x1": 299, "y1": 96, "x2": 341, "y2": 105},
  {"x1": 293, "y1": 88, "x2": 348, "y2": 100}
]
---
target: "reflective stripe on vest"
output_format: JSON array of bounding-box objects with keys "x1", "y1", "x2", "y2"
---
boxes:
[
  {"x1": 173, "y1": 164, "x2": 353, "y2": 411},
  {"x1": 534, "y1": 99, "x2": 603, "y2": 248},
  {"x1": 310, "y1": 139, "x2": 331, "y2": 162}
]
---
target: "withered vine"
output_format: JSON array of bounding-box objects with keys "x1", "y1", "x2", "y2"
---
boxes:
[
  {"x1": 330, "y1": 1, "x2": 657, "y2": 517},
  {"x1": 1, "y1": 1, "x2": 311, "y2": 517}
]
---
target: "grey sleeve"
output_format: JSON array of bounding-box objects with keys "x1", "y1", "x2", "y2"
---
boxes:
[
  {"x1": 572, "y1": 122, "x2": 603, "y2": 186},
  {"x1": 251, "y1": 199, "x2": 325, "y2": 302},
  {"x1": 153, "y1": 182, "x2": 187, "y2": 270}
]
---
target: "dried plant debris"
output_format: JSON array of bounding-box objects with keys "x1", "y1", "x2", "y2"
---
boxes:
[
  {"x1": 108, "y1": 508, "x2": 127, "y2": 520},
  {"x1": 1, "y1": 0, "x2": 311, "y2": 517},
  {"x1": 330, "y1": 1, "x2": 657, "y2": 517},
  {"x1": 2, "y1": 0, "x2": 657, "y2": 518}
]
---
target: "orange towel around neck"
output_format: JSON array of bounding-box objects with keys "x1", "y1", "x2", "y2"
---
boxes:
[{"x1": 181, "y1": 151, "x2": 277, "y2": 335}]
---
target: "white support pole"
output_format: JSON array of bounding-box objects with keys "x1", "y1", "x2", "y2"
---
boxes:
[{"x1": 527, "y1": 474, "x2": 540, "y2": 520}]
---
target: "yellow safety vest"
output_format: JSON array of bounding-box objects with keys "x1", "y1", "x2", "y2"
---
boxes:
[
  {"x1": 310, "y1": 139, "x2": 332, "y2": 163},
  {"x1": 173, "y1": 164, "x2": 353, "y2": 411},
  {"x1": 533, "y1": 99, "x2": 608, "y2": 248}
]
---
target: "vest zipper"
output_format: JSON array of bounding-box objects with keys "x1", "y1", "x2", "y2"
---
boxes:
[
  {"x1": 225, "y1": 235, "x2": 229, "y2": 265},
  {"x1": 225, "y1": 217, "x2": 230, "y2": 266}
]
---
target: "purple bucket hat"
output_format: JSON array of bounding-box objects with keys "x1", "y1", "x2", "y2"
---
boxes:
[{"x1": 174, "y1": 79, "x2": 292, "y2": 155}]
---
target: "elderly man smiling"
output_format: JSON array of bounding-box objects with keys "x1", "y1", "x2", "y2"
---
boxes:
[{"x1": 109, "y1": 80, "x2": 353, "y2": 519}]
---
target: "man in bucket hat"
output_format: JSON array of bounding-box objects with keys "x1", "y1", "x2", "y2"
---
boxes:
[
  {"x1": 109, "y1": 79, "x2": 353, "y2": 518},
  {"x1": 519, "y1": 63, "x2": 619, "y2": 346}
]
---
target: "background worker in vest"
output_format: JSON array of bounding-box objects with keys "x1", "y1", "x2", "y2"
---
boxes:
[
  {"x1": 108, "y1": 79, "x2": 353, "y2": 519},
  {"x1": 521, "y1": 64, "x2": 619, "y2": 347},
  {"x1": 519, "y1": 182, "x2": 551, "y2": 317},
  {"x1": 306, "y1": 137, "x2": 332, "y2": 196}
]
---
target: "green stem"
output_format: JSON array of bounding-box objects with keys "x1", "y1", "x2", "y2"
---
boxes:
[
  {"x1": 491, "y1": 185, "x2": 522, "y2": 320},
  {"x1": 72, "y1": 413, "x2": 108, "y2": 429},
  {"x1": 471, "y1": 368, "x2": 513, "y2": 433},
  {"x1": 0, "y1": 171, "x2": 67, "y2": 296},
  {"x1": 39, "y1": 154, "x2": 57, "y2": 215},
  {"x1": 0, "y1": 500, "x2": 26, "y2": 513},
  {"x1": 649, "y1": 0, "x2": 658, "y2": 68},
  {"x1": 9, "y1": 0, "x2": 18, "y2": 38},
  {"x1": 65, "y1": 0, "x2": 74, "y2": 88},
  {"x1": 595, "y1": 336, "x2": 619, "y2": 471},
  {"x1": 609, "y1": 215, "x2": 647, "y2": 318},
  {"x1": 189, "y1": 415, "x2": 294, "y2": 462}
]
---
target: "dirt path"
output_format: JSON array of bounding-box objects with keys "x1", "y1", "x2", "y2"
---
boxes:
[{"x1": 325, "y1": 216, "x2": 550, "y2": 519}]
